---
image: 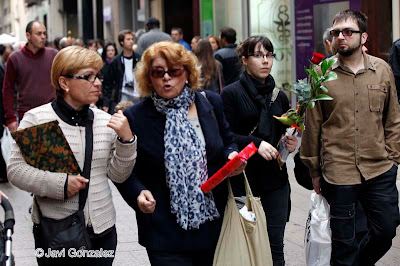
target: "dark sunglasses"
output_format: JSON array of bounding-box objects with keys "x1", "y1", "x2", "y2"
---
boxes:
[
  {"x1": 64, "y1": 73, "x2": 104, "y2": 83},
  {"x1": 330, "y1": 28, "x2": 362, "y2": 37},
  {"x1": 150, "y1": 67, "x2": 185, "y2": 79}
]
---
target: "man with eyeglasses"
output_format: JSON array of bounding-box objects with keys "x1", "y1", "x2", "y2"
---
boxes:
[
  {"x1": 2, "y1": 20, "x2": 57, "y2": 132},
  {"x1": 301, "y1": 9, "x2": 400, "y2": 266}
]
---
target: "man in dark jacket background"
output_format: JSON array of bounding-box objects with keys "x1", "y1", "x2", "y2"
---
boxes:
[
  {"x1": 103, "y1": 29, "x2": 141, "y2": 113},
  {"x1": 214, "y1": 27, "x2": 242, "y2": 86},
  {"x1": 389, "y1": 38, "x2": 400, "y2": 103}
]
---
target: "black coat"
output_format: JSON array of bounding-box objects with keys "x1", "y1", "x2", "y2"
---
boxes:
[
  {"x1": 388, "y1": 38, "x2": 400, "y2": 103},
  {"x1": 221, "y1": 79, "x2": 290, "y2": 195},
  {"x1": 115, "y1": 90, "x2": 238, "y2": 251},
  {"x1": 102, "y1": 52, "x2": 141, "y2": 109}
]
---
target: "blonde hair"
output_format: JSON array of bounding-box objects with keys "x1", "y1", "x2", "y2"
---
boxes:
[
  {"x1": 51, "y1": 46, "x2": 103, "y2": 97},
  {"x1": 135, "y1": 41, "x2": 201, "y2": 97}
]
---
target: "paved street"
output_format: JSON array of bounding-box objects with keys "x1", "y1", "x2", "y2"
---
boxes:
[{"x1": 1, "y1": 155, "x2": 399, "y2": 265}]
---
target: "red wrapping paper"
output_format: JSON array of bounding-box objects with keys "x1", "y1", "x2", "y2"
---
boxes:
[{"x1": 201, "y1": 142, "x2": 258, "y2": 193}]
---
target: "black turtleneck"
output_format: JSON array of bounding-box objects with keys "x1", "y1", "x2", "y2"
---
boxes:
[{"x1": 51, "y1": 97, "x2": 94, "y2": 127}]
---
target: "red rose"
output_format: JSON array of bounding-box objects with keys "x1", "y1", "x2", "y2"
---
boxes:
[{"x1": 311, "y1": 52, "x2": 325, "y2": 64}]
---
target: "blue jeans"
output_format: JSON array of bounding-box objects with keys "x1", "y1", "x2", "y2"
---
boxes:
[{"x1": 321, "y1": 165, "x2": 400, "y2": 266}]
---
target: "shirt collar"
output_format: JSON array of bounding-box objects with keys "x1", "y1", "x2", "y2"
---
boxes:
[
  {"x1": 332, "y1": 52, "x2": 376, "y2": 74},
  {"x1": 52, "y1": 97, "x2": 93, "y2": 127},
  {"x1": 21, "y1": 44, "x2": 45, "y2": 58}
]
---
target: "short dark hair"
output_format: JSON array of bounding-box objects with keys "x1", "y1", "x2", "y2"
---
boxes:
[
  {"x1": 0, "y1": 45, "x2": 5, "y2": 56},
  {"x1": 146, "y1": 17, "x2": 160, "y2": 30},
  {"x1": 237, "y1": 35, "x2": 274, "y2": 61},
  {"x1": 118, "y1": 30, "x2": 134, "y2": 47},
  {"x1": 333, "y1": 9, "x2": 368, "y2": 33},
  {"x1": 26, "y1": 20, "x2": 41, "y2": 34},
  {"x1": 171, "y1": 27, "x2": 183, "y2": 34},
  {"x1": 220, "y1": 27, "x2": 236, "y2": 44}
]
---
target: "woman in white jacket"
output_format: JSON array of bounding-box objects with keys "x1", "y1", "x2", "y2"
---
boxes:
[{"x1": 7, "y1": 46, "x2": 137, "y2": 265}]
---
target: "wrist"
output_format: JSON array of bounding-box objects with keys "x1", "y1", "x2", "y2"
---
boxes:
[{"x1": 117, "y1": 135, "x2": 135, "y2": 144}]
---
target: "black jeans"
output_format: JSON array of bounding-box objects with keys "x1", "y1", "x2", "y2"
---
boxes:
[
  {"x1": 34, "y1": 225, "x2": 117, "y2": 266},
  {"x1": 146, "y1": 248, "x2": 215, "y2": 266},
  {"x1": 321, "y1": 165, "x2": 400, "y2": 266},
  {"x1": 260, "y1": 182, "x2": 290, "y2": 265}
]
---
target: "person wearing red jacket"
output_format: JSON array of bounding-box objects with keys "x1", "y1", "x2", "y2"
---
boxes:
[{"x1": 2, "y1": 20, "x2": 57, "y2": 132}]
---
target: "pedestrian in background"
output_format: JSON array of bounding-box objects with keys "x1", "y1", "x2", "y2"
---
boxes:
[
  {"x1": 389, "y1": 37, "x2": 400, "y2": 103},
  {"x1": 214, "y1": 27, "x2": 241, "y2": 86},
  {"x1": 221, "y1": 35, "x2": 298, "y2": 266},
  {"x1": 103, "y1": 30, "x2": 141, "y2": 113},
  {"x1": 115, "y1": 41, "x2": 244, "y2": 266},
  {"x1": 96, "y1": 42, "x2": 118, "y2": 110},
  {"x1": 136, "y1": 17, "x2": 172, "y2": 55},
  {"x1": 207, "y1": 35, "x2": 221, "y2": 53},
  {"x1": 2, "y1": 20, "x2": 57, "y2": 132},
  {"x1": 191, "y1": 36, "x2": 201, "y2": 51},
  {"x1": 193, "y1": 39, "x2": 224, "y2": 93},
  {"x1": 8, "y1": 46, "x2": 137, "y2": 266},
  {"x1": 171, "y1": 27, "x2": 191, "y2": 50},
  {"x1": 301, "y1": 10, "x2": 400, "y2": 265}
]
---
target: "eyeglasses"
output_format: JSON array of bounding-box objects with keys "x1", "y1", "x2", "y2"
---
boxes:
[
  {"x1": 249, "y1": 52, "x2": 276, "y2": 60},
  {"x1": 330, "y1": 28, "x2": 362, "y2": 37},
  {"x1": 150, "y1": 67, "x2": 185, "y2": 79},
  {"x1": 64, "y1": 74, "x2": 104, "y2": 83}
]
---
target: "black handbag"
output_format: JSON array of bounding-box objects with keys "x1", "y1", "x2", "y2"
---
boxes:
[{"x1": 33, "y1": 117, "x2": 94, "y2": 252}]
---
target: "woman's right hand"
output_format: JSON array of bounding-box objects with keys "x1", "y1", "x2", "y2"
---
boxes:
[
  {"x1": 258, "y1": 141, "x2": 278, "y2": 161},
  {"x1": 67, "y1": 174, "x2": 89, "y2": 198},
  {"x1": 137, "y1": 190, "x2": 156, "y2": 214}
]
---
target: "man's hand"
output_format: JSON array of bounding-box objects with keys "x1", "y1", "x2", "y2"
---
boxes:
[
  {"x1": 137, "y1": 190, "x2": 156, "y2": 213},
  {"x1": 285, "y1": 135, "x2": 298, "y2": 153},
  {"x1": 67, "y1": 174, "x2": 89, "y2": 198},
  {"x1": 7, "y1": 121, "x2": 18, "y2": 132},
  {"x1": 312, "y1": 176, "x2": 321, "y2": 194}
]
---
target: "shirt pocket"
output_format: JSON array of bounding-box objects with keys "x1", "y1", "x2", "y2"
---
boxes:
[{"x1": 367, "y1": 84, "x2": 387, "y2": 112}]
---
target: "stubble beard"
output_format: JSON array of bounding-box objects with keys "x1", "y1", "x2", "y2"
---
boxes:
[{"x1": 337, "y1": 39, "x2": 362, "y2": 57}]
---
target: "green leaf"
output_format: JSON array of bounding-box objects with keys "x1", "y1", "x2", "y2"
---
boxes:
[
  {"x1": 313, "y1": 94, "x2": 333, "y2": 101},
  {"x1": 305, "y1": 68, "x2": 319, "y2": 82},
  {"x1": 321, "y1": 59, "x2": 328, "y2": 75},
  {"x1": 308, "y1": 101, "x2": 315, "y2": 108},
  {"x1": 320, "y1": 85, "x2": 328, "y2": 93},
  {"x1": 325, "y1": 57, "x2": 338, "y2": 69},
  {"x1": 324, "y1": 71, "x2": 338, "y2": 82}
]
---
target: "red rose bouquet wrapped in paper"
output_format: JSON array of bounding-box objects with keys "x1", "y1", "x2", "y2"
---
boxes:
[{"x1": 274, "y1": 53, "x2": 338, "y2": 165}]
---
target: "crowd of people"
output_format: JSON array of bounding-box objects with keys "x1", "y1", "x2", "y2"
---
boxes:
[{"x1": 0, "y1": 8, "x2": 399, "y2": 266}]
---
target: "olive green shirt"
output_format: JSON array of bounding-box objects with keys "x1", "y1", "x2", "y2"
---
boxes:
[{"x1": 300, "y1": 53, "x2": 400, "y2": 185}]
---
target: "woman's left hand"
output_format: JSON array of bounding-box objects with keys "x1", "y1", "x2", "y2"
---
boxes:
[
  {"x1": 227, "y1": 151, "x2": 247, "y2": 176},
  {"x1": 285, "y1": 135, "x2": 298, "y2": 153},
  {"x1": 107, "y1": 110, "x2": 134, "y2": 141}
]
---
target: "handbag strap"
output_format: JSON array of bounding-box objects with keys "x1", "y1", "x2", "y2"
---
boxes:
[
  {"x1": 35, "y1": 111, "x2": 94, "y2": 218},
  {"x1": 227, "y1": 170, "x2": 254, "y2": 199}
]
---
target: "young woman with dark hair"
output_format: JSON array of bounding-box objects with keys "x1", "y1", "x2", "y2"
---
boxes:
[
  {"x1": 193, "y1": 39, "x2": 224, "y2": 93},
  {"x1": 221, "y1": 35, "x2": 298, "y2": 266}
]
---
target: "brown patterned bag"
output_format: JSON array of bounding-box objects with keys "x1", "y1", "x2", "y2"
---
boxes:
[{"x1": 11, "y1": 120, "x2": 81, "y2": 174}]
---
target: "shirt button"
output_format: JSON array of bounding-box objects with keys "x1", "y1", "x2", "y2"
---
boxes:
[
  {"x1": 356, "y1": 110, "x2": 358, "y2": 113},
  {"x1": 355, "y1": 92, "x2": 359, "y2": 96},
  {"x1": 356, "y1": 128, "x2": 359, "y2": 131},
  {"x1": 76, "y1": 123, "x2": 79, "y2": 126}
]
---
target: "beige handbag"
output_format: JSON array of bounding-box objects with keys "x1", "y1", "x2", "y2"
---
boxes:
[{"x1": 213, "y1": 171, "x2": 273, "y2": 266}]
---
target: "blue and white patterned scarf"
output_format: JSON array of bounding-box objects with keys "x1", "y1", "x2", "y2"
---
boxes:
[{"x1": 151, "y1": 86, "x2": 220, "y2": 230}]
